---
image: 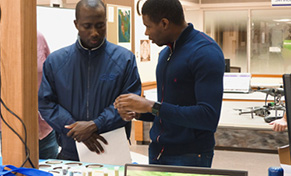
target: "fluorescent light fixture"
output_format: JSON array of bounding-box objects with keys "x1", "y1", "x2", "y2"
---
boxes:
[{"x1": 273, "y1": 19, "x2": 291, "y2": 22}]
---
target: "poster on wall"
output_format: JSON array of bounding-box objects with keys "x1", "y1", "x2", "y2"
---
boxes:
[
  {"x1": 140, "y1": 40, "x2": 150, "y2": 62},
  {"x1": 118, "y1": 7, "x2": 131, "y2": 50}
]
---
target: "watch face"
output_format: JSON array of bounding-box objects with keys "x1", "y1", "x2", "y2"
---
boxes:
[{"x1": 152, "y1": 102, "x2": 161, "y2": 116}]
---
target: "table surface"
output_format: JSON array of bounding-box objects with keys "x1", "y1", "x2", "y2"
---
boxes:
[
  {"x1": 219, "y1": 101, "x2": 281, "y2": 130},
  {"x1": 144, "y1": 89, "x2": 284, "y2": 130}
]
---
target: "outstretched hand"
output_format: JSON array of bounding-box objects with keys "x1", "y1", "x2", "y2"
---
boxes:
[{"x1": 269, "y1": 118, "x2": 287, "y2": 132}]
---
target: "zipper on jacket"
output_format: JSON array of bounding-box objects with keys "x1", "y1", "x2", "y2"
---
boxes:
[
  {"x1": 158, "y1": 48, "x2": 172, "y2": 139},
  {"x1": 86, "y1": 51, "x2": 91, "y2": 120},
  {"x1": 161, "y1": 45, "x2": 173, "y2": 103},
  {"x1": 167, "y1": 41, "x2": 175, "y2": 62},
  {"x1": 156, "y1": 147, "x2": 164, "y2": 160},
  {"x1": 155, "y1": 45, "x2": 174, "y2": 161},
  {"x1": 167, "y1": 53, "x2": 172, "y2": 62}
]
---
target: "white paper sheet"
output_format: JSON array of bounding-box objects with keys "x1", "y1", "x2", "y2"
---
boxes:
[{"x1": 76, "y1": 127, "x2": 132, "y2": 165}]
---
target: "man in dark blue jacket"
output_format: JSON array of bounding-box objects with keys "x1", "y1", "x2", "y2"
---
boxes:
[
  {"x1": 38, "y1": 0, "x2": 141, "y2": 161},
  {"x1": 114, "y1": 0, "x2": 224, "y2": 167}
]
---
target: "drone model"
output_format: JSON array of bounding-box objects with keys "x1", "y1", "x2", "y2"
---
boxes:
[{"x1": 234, "y1": 87, "x2": 285, "y2": 123}]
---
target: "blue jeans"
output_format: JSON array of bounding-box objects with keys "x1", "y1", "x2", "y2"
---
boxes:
[
  {"x1": 39, "y1": 130, "x2": 59, "y2": 159},
  {"x1": 149, "y1": 146, "x2": 214, "y2": 167}
]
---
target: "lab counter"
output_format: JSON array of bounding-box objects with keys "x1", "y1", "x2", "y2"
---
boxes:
[
  {"x1": 216, "y1": 100, "x2": 287, "y2": 152},
  {"x1": 135, "y1": 90, "x2": 288, "y2": 152}
]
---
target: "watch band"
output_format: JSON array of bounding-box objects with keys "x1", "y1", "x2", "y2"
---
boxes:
[{"x1": 152, "y1": 102, "x2": 161, "y2": 116}]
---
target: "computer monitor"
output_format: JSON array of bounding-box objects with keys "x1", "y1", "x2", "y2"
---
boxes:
[
  {"x1": 223, "y1": 73, "x2": 251, "y2": 93},
  {"x1": 225, "y1": 58, "x2": 230, "y2": 72},
  {"x1": 283, "y1": 74, "x2": 291, "y2": 160},
  {"x1": 124, "y1": 164, "x2": 248, "y2": 176}
]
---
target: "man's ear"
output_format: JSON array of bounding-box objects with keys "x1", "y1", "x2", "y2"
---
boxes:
[
  {"x1": 160, "y1": 18, "x2": 170, "y2": 30},
  {"x1": 74, "y1": 20, "x2": 78, "y2": 30}
]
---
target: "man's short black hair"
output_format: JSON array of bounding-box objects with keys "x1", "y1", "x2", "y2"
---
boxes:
[
  {"x1": 75, "y1": 0, "x2": 106, "y2": 20},
  {"x1": 142, "y1": 0, "x2": 185, "y2": 25}
]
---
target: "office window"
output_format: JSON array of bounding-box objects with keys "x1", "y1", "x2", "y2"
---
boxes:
[
  {"x1": 204, "y1": 10, "x2": 248, "y2": 72},
  {"x1": 251, "y1": 9, "x2": 291, "y2": 74}
]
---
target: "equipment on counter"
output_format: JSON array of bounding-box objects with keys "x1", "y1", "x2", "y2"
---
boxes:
[{"x1": 234, "y1": 87, "x2": 285, "y2": 123}]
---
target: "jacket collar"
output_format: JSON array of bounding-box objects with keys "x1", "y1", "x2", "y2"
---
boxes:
[
  {"x1": 76, "y1": 36, "x2": 106, "y2": 56},
  {"x1": 168, "y1": 23, "x2": 197, "y2": 51}
]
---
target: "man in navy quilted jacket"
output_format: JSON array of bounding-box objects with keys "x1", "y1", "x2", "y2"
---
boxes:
[{"x1": 39, "y1": 0, "x2": 141, "y2": 161}]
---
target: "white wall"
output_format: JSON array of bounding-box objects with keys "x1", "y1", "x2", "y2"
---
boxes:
[
  {"x1": 37, "y1": 6, "x2": 78, "y2": 52},
  {"x1": 134, "y1": 0, "x2": 164, "y2": 83},
  {"x1": 184, "y1": 9, "x2": 204, "y2": 31}
]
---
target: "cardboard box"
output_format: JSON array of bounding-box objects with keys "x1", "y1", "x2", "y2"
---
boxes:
[
  {"x1": 278, "y1": 145, "x2": 291, "y2": 165},
  {"x1": 278, "y1": 145, "x2": 291, "y2": 175}
]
